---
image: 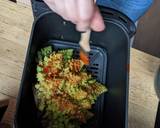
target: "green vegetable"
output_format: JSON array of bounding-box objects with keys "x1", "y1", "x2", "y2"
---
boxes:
[
  {"x1": 43, "y1": 56, "x2": 49, "y2": 66},
  {"x1": 41, "y1": 46, "x2": 52, "y2": 57},
  {"x1": 37, "y1": 73, "x2": 44, "y2": 82},
  {"x1": 58, "y1": 49, "x2": 73, "y2": 61},
  {"x1": 37, "y1": 66, "x2": 42, "y2": 72},
  {"x1": 37, "y1": 46, "x2": 52, "y2": 61},
  {"x1": 88, "y1": 79, "x2": 96, "y2": 84}
]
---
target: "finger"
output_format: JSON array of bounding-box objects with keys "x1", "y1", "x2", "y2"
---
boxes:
[
  {"x1": 54, "y1": 0, "x2": 70, "y2": 20},
  {"x1": 90, "y1": 6, "x2": 105, "y2": 32},
  {"x1": 45, "y1": 0, "x2": 70, "y2": 21},
  {"x1": 44, "y1": 0, "x2": 57, "y2": 12},
  {"x1": 64, "y1": 0, "x2": 78, "y2": 24},
  {"x1": 76, "y1": 0, "x2": 94, "y2": 31}
]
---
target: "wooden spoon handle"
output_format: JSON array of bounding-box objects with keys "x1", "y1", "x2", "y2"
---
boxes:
[
  {"x1": 79, "y1": 0, "x2": 97, "y2": 52},
  {"x1": 79, "y1": 30, "x2": 91, "y2": 52}
]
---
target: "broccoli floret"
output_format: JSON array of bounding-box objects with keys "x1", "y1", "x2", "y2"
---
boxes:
[
  {"x1": 37, "y1": 46, "x2": 52, "y2": 61},
  {"x1": 58, "y1": 49, "x2": 73, "y2": 61}
]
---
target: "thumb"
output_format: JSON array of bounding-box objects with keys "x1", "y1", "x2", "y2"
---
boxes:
[{"x1": 90, "y1": 7, "x2": 105, "y2": 32}]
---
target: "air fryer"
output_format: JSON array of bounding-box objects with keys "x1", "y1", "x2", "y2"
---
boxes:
[{"x1": 14, "y1": 0, "x2": 136, "y2": 128}]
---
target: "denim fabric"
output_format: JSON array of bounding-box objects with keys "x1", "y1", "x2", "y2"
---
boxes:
[{"x1": 97, "y1": 0, "x2": 153, "y2": 22}]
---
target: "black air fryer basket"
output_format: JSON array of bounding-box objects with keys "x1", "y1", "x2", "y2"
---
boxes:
[{"x1": 14, "y1": 0, "x2": 136, "y2": 128}]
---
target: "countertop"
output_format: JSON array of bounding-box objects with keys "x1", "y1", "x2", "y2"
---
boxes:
[{"x1": 0, "y1": 0, "x2": 160, "y2": 127}]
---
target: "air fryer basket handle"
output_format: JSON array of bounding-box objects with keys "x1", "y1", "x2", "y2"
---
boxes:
[
  {"x1": 31, "y1": 0, "x2": 51, "y2": 18},
  {"x1": 100, "y1": 7, "x2": 136, "y2": 38},
  {"x1": 31, "y1": 0, "x2": 136, "y2": 37}
]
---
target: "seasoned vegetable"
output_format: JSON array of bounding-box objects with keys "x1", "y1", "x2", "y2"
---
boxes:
[{"x1": 34, "y1": 46, "x2": 107, "y2": 128}]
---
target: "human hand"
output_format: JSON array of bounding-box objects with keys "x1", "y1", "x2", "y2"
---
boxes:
[{"x1": 43, "y1": 0, "x2": 105, "y2": 32}]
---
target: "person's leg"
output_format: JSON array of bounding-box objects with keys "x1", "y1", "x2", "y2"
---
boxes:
[{"x1": 96, "y1": 0, "x2": 153, "y2": 22}]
